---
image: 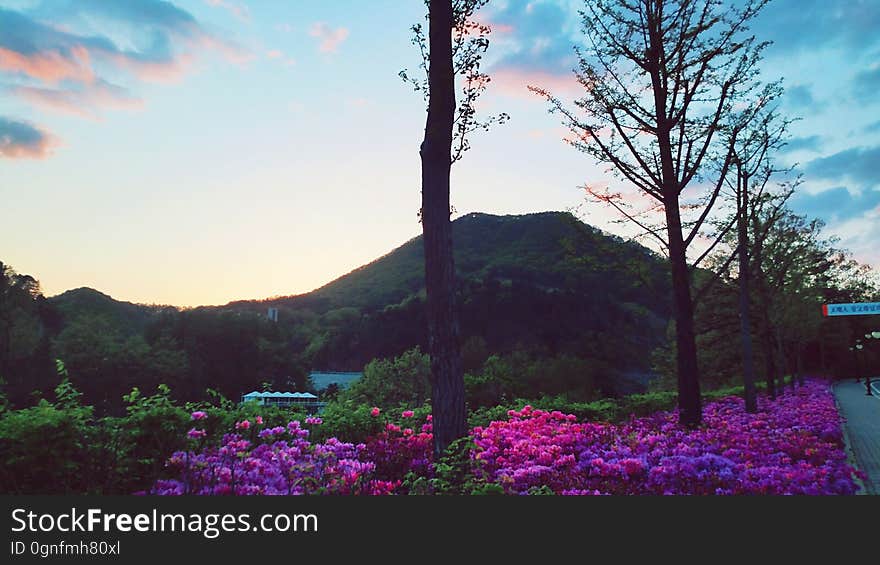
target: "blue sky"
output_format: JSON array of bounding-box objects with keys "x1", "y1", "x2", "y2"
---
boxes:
[{"x1": 1, "y1": 0, "x2": 878, "y2": 306}]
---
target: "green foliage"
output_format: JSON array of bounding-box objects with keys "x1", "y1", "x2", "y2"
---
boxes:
[
  {"x1": 465, "y1": 352, "x2": 601, "y2": 409},
  {"x1": 618, "y1": 392, "x2": 679, "y2": 418},
  {"x1": 313, "y1": 401, "x2": 387, "y2": 444},
  {"x1": 403, "y1": 436, "x2": 503, "y2": 495},
  {"x1": 0, "y1": 377, "x2": 319, "y2": 494},
  {"x1": 341, "y1": 347, "x2": 431, "y2": 409},
  {"x1": 461, "y1": 335, "x2": 490, "y2": 372},
  {"x1": 0, "y1": 262, "x2": 57, "y2": 408},
  {"x1": 527, "y1": 485, "x2": 556, "y2": 495},
  {"x1": 466, "y1": 381, "x2": 770, "y2": 430},
  {"x1": 0, "y1": 376, "x2": 8, "y2": 413},
  {"x1": 0, "y1": 375, "x2": 93, "y2": 494},
  {"x1": 95, "y1": 384, "x2": 191, "y2": 493},
  {"x1": 342, "y1": 346, "x2": 604, "y2": 419}
]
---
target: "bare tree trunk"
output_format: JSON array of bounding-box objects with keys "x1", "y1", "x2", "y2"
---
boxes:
[
  {"x1": 795, "y1": 344, "x2": 805, "y2": 386},
  {"x1": 774, "y1": 325, "x2": 790, "y2": 392},
  {"x1": 421, "y1": 0, "x2": 465, "y2": 458},
  {"x1": 762, "y1": 328, "x2": 776, "y2": 399},
  {"x1": 649, "y1": 13, "x2": 701, "y2": 426},
  {"x1": 737, "y1": 172, "x2": 757, "y2": 412},
  {"x1": 664, "y1": 196, "x2": 701, "y2": 427},
  {"x1": 754, "y1": 262, "x2": 776, "y2": 399}
]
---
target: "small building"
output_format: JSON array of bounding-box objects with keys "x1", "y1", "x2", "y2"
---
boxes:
[
  {"x1": 267, "y1": 307, "x2": 279, "y2": 322},
  {"x1": 309, "y1": 371, "x2": 363, "y2": 392},
  {"x1": 239, "y1": 391, "x2": 323, "y2": 412}
]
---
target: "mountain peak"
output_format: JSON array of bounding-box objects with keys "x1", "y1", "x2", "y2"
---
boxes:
[{"x1": 53, "y1": 287, "x2": 115, "y2": 301}]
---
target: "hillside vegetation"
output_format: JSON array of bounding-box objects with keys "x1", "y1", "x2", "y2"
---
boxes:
[{"x1": 5, "y1": 212, "x2": 673, "y2": 411}]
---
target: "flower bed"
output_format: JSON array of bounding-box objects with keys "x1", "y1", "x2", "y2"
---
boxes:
[{"x1": 150, "y1": 380, "x2": 859, "y2": 495}]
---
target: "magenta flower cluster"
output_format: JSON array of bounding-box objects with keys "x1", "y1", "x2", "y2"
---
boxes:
[
  {"x1": 360, "y1": 417, "x2": 433, "y2": 482},
  {"x1": 152, "y1": 419, "x2": 399, "y2": 495},
  {"x1": 153, "y1": 381, "x2": 858, "y2": 495},
  {"x1": 473, "y1": 381, "x2": 858, "y2": 495}
]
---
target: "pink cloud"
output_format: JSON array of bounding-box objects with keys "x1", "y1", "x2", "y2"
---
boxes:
[
  {"x1": 202, "y1": 33, "x2": 254, "y2": 66},
  {"x1": 265, "y1": 49, "x2": 295, "y2": 67},
  {"x1": 204, "y1": 0, "x2": 250, "y2": 22},
  {"x1": 0, "y1": 3, "x2": 251, "y2": 159},
  {"x1": 309, "y1": 23, "x2": 350, "y2": 53},
  {"x1": 10, "y1": 82, "x2": 144, "y2": 118},
  {"x1": 0, "y1": 46, "x2": 93, "y2": 83},
  {"x1": 471, "y1": 15, "x2": 515, "y2": 35},
  {"x1": 489, "y1": 67, "x2": 582, "y2": 99},
  {"x1": 1, "y1": 22, "x2": 249, "y2": 87},
  {"x1": 102, "y1": 51, "x2": 194, "y2": 83}
]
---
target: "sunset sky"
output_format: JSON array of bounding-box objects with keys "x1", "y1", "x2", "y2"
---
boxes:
[{"x1": 1, "y1": 0, "x2": 878, "y2": 306}]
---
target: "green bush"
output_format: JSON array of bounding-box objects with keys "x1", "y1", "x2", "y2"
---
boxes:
[
  {"x1": 341, "y1": 348, "x2": 431, "y2": 409},
  {"x1": 0, "y1": 377, "x2": 93, "y2": 494},
  {"x1": 464, "y1": 352, "x2": 601, "y2": 409},
  {"x1": 96, "y1": 384, "x2": 191, "y2": 494},
  {"x1": 310, "y1": 401, "x2": 385, "y2": 444},
  {"x1": 618, "y1": 391, "x2": 678, "y2": 418},
  {"x1": 403, "y1": 437, "x2": 503, "y2": 495}
]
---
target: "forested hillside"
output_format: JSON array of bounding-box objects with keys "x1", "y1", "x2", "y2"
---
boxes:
[{"x1": 2, "y1": 212, "x2": 674, "y2": 411}]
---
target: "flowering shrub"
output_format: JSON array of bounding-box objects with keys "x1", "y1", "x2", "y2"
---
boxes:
[
  {"x1": 149, "y1": 412, "x2": 433, "y2": 495},
  {"x1": 361, "y1": 417, "x2": 434, "y2": 482},
  {"x1": 152, "y1": 420, "x2": 398, "y2": 495},
  {"x1": 473, "y1": 381, "x2": 858, "y2": 495},
  {"x1": 151, "y1": 380, "x2": 858, "y2": 496}
]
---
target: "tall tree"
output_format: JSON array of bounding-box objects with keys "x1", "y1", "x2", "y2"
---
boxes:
[
  {"x1": 407, "y1": 0, "x2": 507, "y2": 455},
  {"x1": 725, "y1": 98, "x2": 790, "y2": 411},
  {"x1": 0, "y1": 261, "x2": 54, "y2": 404},
  {"x1": 533, "y1": 0, "x2": 770, "y2": 426},
  {"x1": 755, "y1": 210, "x2": 839, "y2": 392},
  {"x1": 421, "y1": 0, "x2": 461, "y2": 458}
]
